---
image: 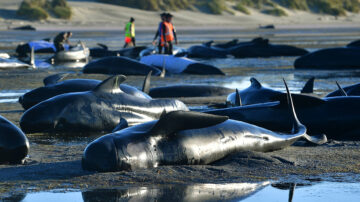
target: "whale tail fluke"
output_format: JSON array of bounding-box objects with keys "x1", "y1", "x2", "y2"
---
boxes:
[
  {"x1": 302, "y1": 134, "x2": 328, "y2": 145},
  {"x1": 142, "y1": 71, "x2": 152, "y2": 94},
  {"x1": 336, "y1": 81, "x2": 348, "y2": 96},
  {"x1": 301, "y1": 77, "x2": 315, "y2": 93}
]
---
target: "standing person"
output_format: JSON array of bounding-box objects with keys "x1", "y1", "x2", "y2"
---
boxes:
[
  {"x1": 53, "y1": 31, "x2": 72, "y2": 52},
  {"x1": 163, "y1": 13, "x2": 178, "y2": 55},
  {"x1": 152, "y1": 12, "x2": 167, "y2": 54},
  {"x1": 124, "y1": 17, "x2": 136, "y2": 48}
]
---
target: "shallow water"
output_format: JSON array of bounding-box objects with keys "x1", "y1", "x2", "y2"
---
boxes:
[{"x1": 4, "y1": 181, "x2": 360, "y2": 202}]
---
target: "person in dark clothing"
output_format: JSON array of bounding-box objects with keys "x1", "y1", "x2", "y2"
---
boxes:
[
  {"x1": 152, "y1": 13, "x2": 167, "y2": 54},
  {"x1": 53, "y1": 32, "x2": 72, "y2": 52}
]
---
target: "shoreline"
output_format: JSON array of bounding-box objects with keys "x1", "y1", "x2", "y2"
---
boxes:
[
  {"x1": 1, "y1": 0, "x2": 360, "y2": 31},
  {"x1": 1, "y1": 21, "x2": 360, "y2": 32}
]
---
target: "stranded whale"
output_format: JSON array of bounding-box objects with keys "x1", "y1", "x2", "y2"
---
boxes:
[
  {"x1": 0, "y1": 115, "x2": 29, "y2": 164},
  {"x1": 20, "y1": 75, "x2": 188, "y2": 133},
  {"x1": 19, "y1": 73, "x2": 150, "y2": 110},
  {"x1": 82, "y1": 81, "x2": 325, "y2": 172}
]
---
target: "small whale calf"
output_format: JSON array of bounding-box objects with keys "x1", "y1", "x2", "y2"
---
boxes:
[
  {"x1": 82, "y1": 81, "x2": 325, "y2": 172},
  {"x1": 20, "y1": 75, "x2": 188, "y2": 133},
  {"x1": 0, "y1": 115, "x2": 29, "y2": 164}
]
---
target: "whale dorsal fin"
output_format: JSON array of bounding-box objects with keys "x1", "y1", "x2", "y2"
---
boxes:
[
  {"x1": 250, "y1": 77, "x2": 262, "y2": 89},
  {"x1": 142, "y1": 71, "x2": 152, "y2": 94},
  {"x1": 93, "y1": 75, "x2": 126, "y2": 94},
  {"x1": 112, "y1": 118, "x2": 128, "y2": 132},
  {"x1": 149, "y1": 111, "x2": 228, "y2": 136},
  {"x1": 301, "y1": 77, "x2": 315, "y2": 94},
  {"x1": 97, "y1": 43, "x2": 108, "y2": 50},
  {"x1": 235, "y1": 89, "x2": 242, "y2": 106},
  {"x1": 43, "y1": 73, "x2": 69, "y2": 86},
  {"x1": 336, "y1": 81, "x2": 348, "y2": 96},
  {"x1": 203, "y1": 40, "x2": 214, "y2": 47}
]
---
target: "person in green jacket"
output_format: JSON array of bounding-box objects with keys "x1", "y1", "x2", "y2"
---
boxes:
[{"x1": 124, "y1": 17, "x2": 135, "y2": 48}]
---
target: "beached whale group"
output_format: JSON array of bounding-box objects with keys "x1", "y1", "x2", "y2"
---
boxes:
[
  {"x1": 3, "y1": 71, "x2": 360, "y2": 171},
  {"x1": 2, "y1": 35, "x2": 360, "y2": 174},
  {"x1": 5, "y1": 37, "x2": 360, "y2": 72}
]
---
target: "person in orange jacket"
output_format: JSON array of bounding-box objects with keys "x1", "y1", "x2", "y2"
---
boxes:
[{"x1": 161, "y1": 13, "x2": 178, "y2": 55}]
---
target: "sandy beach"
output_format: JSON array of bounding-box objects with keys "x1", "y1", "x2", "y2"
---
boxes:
[{"x1": 1, "y1": 0, "x2": 360, "y2": 31}]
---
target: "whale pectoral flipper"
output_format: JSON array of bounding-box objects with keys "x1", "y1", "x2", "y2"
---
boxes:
[
  {"x1": 283, "y1": 79, "x2": 327, "y2": 144},
  {"x1": 235, "y1": 89, "x2": 242, "y2": 106},
  {"x1": 93, "y1": 75, "x2": 126, "y2": 94},
  {"x1": 149, "y1": 111, "x2": 228, "y2": 136},
  {"x1": 336, "y1": 81, "x2": 348, "y2": 96},
  {"x1": 301, "y1": 77, "x2": 315, "y2": 93},
  {"x1": 283, "y1": 78, "x2": 304, "y2": 134},
  {"x1": 43, "y1": 73, "x2": 69, "y2": 86},
  {"x1": 142, "y1": 71, "x2": 152, "y2": 94}
]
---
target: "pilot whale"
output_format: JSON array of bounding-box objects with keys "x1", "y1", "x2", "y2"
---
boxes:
[
  {"x1": 20, "y1": 75, "x2": 188, "y2": 134},
  {"x1": 0, "y1": 115, "x2": 29, "y2": 164},
  {"x1": 226, "y1": 77, "x2": 315, "y2": 106},
  {"x1": 140, "y1": 55, "x2": 225, "y2": 75},
  {"x1": 83, "y1": 56, "x2": 161, "y2": 76},
  {"x1": 19, "y1": 73, "x2": 150, "y2": 110},
  {"x1": 82, "y1": 81, "x2": 325, "y2": 172}
]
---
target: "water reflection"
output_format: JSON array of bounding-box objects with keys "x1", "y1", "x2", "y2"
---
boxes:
[
  {"x1": 82, "y1": 182, "x2": 270, "y2": 202},
  {"x1": 6, "y1": 181, "x2": 360, "y2": 202}
]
